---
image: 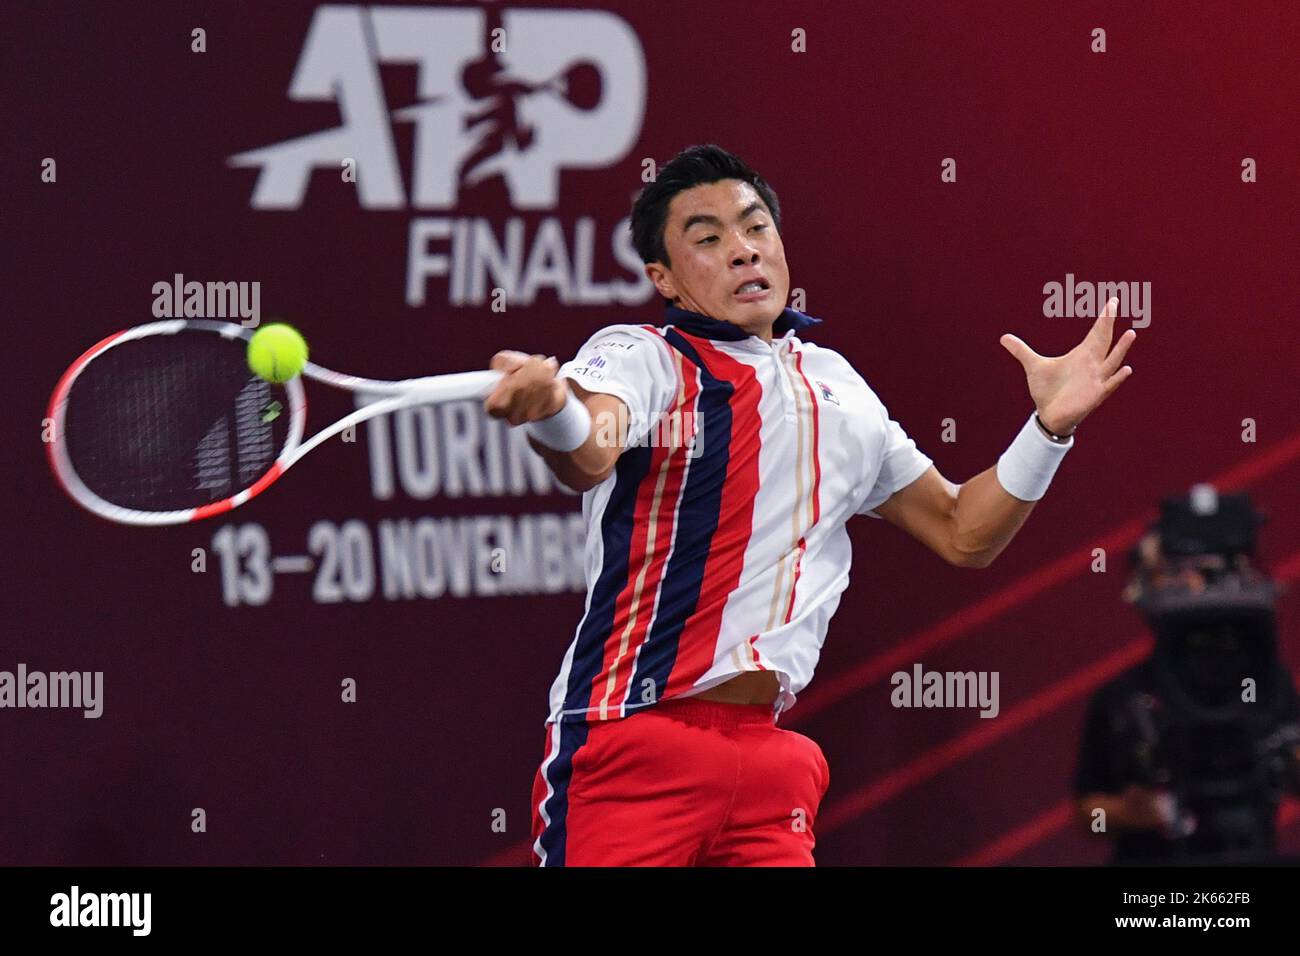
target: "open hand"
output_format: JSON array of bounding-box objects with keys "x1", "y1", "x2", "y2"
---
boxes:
[{"x1": 1000, "y1": 296, "x2": 1136, "y2": 435}]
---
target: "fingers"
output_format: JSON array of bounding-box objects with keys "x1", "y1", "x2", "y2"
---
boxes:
[
  {"x1": 1100, "y1": 327, "x2": 1137, "y2": 376},
  {"x1": 507, "y1": 380, "x2": 568, "y2": 426},
  {"x1": 1100, "y1": 364, "x2": 1134, "y2": 400},
  {"x1": 483, "y1": 383, "x2": 512, "y2": 418},
  {"x1": 999, "y1": 333, "x2": 1040, "y2": 367},
  {"x1": 484, "y1": 352, "x2": 524, "y2": 418},
  {"x1": 483, "y1": 352, "x2": 565, "y2": 425},
  {"x1": 1087, "y1": 297, "x2": 1118, "y2": 351},
  {"x1": 489, "y1": 349, "x2": 532, "y2": 373}
]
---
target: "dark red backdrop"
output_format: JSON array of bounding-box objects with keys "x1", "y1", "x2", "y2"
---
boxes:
[{"x1": 4, "y1": 0, "x2": 1298, "y2": 865}]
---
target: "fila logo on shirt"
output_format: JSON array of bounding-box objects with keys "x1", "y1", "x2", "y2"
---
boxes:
[
  {"x1": 229, "y1": 5, "x2": 653, "y2": 309},
  {"x1": 816, "y1": 381, "x2": 840, "y2": 406}
]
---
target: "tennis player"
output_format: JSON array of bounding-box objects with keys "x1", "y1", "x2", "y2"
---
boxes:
[{"x1": 484, "y1": 144, "x2": 1136, "y2": 866}]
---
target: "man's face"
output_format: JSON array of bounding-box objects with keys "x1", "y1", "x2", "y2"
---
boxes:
[{"x1": 646, "y1": 179, "x2": 790, "y2": 338}]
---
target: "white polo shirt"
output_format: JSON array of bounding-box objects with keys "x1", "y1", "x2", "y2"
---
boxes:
[{"x1": 543, "y1": 305, "x2": 933, "y2": 725}]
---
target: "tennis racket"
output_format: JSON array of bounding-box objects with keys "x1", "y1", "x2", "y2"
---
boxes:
[{"x1": 46, "y1": 319, "x2": 503, "y2": 526}]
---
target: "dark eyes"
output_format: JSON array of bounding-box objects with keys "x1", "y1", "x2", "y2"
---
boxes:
[{"x1": 696, "y1": 224, "x2": 766, "y2": 245}]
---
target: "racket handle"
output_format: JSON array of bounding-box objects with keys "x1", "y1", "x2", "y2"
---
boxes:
[
  {"x1": 303, "y1": 365, "x2": 504, "y2": 398},
  {"x1": 397, "y1": 369, "x2": 504, "y2": 402}
]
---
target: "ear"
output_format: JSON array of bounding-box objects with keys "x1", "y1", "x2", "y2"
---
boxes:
[{"x1": 644, "y1": 262, "x2": 677, "y2": 302}]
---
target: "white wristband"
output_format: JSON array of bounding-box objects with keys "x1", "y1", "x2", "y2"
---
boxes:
[
  {"x1": 996, "y1": 411, "x2": 1073, "y2": 501},
  {"x1": 525, "y1": 388, "x2": 592, "y2": 452}
]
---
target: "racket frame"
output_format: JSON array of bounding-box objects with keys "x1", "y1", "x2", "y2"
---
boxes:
[{"x1": 47, "y1": 319, "x2": 501, "y2": 526}]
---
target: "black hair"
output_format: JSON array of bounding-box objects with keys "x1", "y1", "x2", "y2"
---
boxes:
[{"x1": 630, "y1": 144, "x2": 782, "y2": 268}]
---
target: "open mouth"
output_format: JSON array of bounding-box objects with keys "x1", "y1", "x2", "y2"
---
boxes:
[{"x1": 734, "y1": 278, "x2": 770, "y2": 297}]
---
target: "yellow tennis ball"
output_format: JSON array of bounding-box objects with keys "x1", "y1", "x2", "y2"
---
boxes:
[{"x1": 247, "y1": 323, "x2": 309, "y2": 384}]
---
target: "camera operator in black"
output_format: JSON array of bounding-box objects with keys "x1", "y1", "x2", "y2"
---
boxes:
[{"x1": 1073, "y1": 490, "x2": 1300, "y2": 864}]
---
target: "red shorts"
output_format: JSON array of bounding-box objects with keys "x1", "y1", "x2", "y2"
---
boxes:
[{"x1": 530, "y1": 696, "x2": 830, "y2": 866}]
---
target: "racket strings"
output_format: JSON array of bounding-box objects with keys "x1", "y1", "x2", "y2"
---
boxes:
[{"x1": 63, "y1": 334, "x2": 290, "y2": 512}]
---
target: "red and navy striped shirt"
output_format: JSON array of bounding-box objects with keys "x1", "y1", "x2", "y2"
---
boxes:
[{"x1": 545, "y1": 305, "x2": 933, "y2": 725}]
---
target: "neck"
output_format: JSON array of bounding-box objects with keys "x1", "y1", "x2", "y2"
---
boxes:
[
  {"x1": 662, "y1": 302, "x2": 823, "y2": 343},
  {"x1": 670, "y1": 301, "x2": 774, "y2": 342}
]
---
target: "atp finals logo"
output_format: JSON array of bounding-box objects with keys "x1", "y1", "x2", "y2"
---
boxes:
[{"x1": 230, "y1": 5, "x2": 653, "y2": 310}]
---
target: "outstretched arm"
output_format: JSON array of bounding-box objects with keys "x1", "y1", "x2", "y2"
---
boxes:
[{"x1": 874, "y1": 297, "x2": 1137, "y2": 568}]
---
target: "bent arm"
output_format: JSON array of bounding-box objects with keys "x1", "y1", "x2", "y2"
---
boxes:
[
  {"x1": 874, "y1": 464, "x2": 1035, "y2": 569},
  {"x1": 528, "y1": 383, "x2": 630, "y2": 493},
  {"x1": 873, "y1": 412, "x2": 1074, "y2": 568},
  {"x1": 483, "y1": 351, "x2": 626, "y2": 492}
]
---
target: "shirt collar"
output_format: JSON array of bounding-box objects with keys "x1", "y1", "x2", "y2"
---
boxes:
[{"x1": 661, "y1": 303, "x2": 823, "y2": 342}]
